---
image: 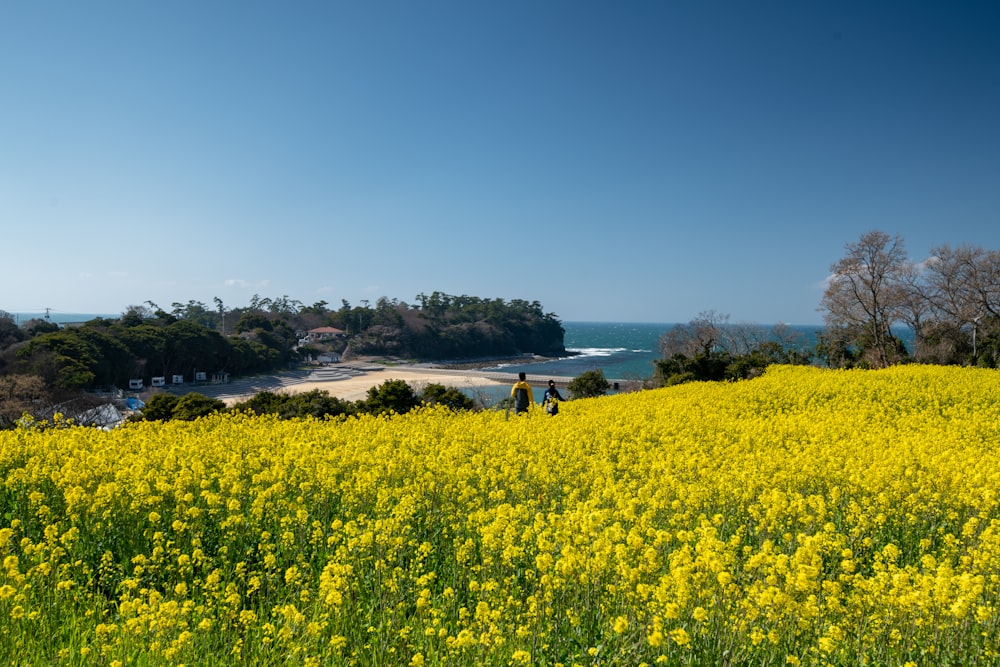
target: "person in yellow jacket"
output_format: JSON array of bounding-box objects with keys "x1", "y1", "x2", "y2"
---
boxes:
[{"x1": 511, "y1": 372, "x2": 533, "y2": 414}]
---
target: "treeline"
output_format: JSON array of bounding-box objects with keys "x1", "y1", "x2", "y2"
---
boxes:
[
  {"x1": 3, "y1": 312, "x2": 294, "y2": 392},
  {"x1": 653, "y1": 314, "x2": 815, "y2": 385},
  {"x1": 820, "y1": 231, "x2": 1000, "y2": 369},
  {"x1": 342, "y1": 293, "x2": 566, "y2": 360},
  {"x1": 135, "y1": 292, "x2": 567, "y2": 361},
  {"x1": 0, "y1": 293, "x2": 565, "y2": 427},
  {"x1": 135, "y1": 380, "x2": 477, "y2": 424},
  {"x1": 131, "y1": 370, "x2": 611, "y2": 424},
  {"x1": 652, "y1": 231, "x2": 1000, "y2": 386}
]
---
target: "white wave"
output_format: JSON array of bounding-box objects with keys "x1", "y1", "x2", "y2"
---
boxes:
[{"x1": 566, "y1": 347, "x2": 628, "y2": 358}]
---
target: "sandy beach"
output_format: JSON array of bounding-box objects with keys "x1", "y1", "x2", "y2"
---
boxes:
[
  {"x1": 283, "y1": 368, "x2": 509, "y2": 403},
  {"x1": 188, "y1": 365, "x2": 517, "y2": 406}
]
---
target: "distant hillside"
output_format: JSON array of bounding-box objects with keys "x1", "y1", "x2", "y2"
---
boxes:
[{"x1": 340, "y1": 293, "x2": 567, "y2": 361}]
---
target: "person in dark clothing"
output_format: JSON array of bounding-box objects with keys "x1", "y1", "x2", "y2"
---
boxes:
[
  {"x1": 511, "y1": 372, "x2": 533, "y2": 414},
  {"x1": 542, "y1": 379, "x2": 565, "y2": 415}
]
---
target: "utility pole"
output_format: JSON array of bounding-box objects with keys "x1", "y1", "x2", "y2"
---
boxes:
[{"x1": 973, "y1": 316, "x2": 981, "y2": 361}]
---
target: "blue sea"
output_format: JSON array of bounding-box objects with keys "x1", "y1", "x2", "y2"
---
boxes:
[
  {"x1": 481, "y1": 321, "x2": 827, "y2": 382},
  {"x1": 6, "y1": 311, "x2": 119, "y2": 326}
]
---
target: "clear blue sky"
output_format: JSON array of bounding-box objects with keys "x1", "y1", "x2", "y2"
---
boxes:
[{"x1": 3, "y1": 1, "x2": 999, "y2": 325}]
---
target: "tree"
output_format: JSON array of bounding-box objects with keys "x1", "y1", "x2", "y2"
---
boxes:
[
  {"x1": 910, "y1": 320, "x2": 971, "y2": 366},
  {"x1": 16, "y1": 330, "x2": 102, "y2": 390},
  {"x1": 121, "y1": 304, "x2": 156, "y2": 327},
  {"x1": 361, "y1": 379, "x2": 420, "y2": 416},
  {"x1": 420, "y1": 383, "x2": 475, "y2": 411},
  {"x1": 283, "y1": 389, "x2": 356, "y2": 419},
  {"x1": 235, "y1": 312, "x2": 273, "y2": 333},
  {"x1": 165, "y1": 300, "x2": 219, "y2": 330},
  {"x1": 138, "y1": 392, "x2": 224, "y2": 421},
  {"x1": 653, "y1": 349, "x2": 731, "y2": 385},
  {"x1": 654, "y1": 313, "x2": 813, "y2": 382},
  {"x1": 913, "y1": 244, "x2": 1000, "y2": 365},
  {"x1": 230, "y1": 389, "x2": 356, "y2": 419},
  {"x1": 922, "y1": 244, "x2": 1000, "y2": 322},
  {"x1": 300, "y1": 301, "x2": 329, "y2": 316},
  {"x1": 113, "y1": 322, "x2": 167, "y2": 378},
  {"x1": 820, "y1": 231, "x2": 911, "y2": 368},
  {"x1": 658, "y1": 311, "x2": 729, "y2": 359},
  {"x1": 163, "y1": 320, "x2": 229, "y2": 379},
  {"x1": 23, "y1": 318, "x2": 59, "y2": 337},
  {"x1": 213, "y1": 297, "x2": 227, "y2": 334},
  {"x1": 172, "y1": 393, "x2": 225, "y2": 420},
  {"x1": 0, "y1": 374, "x2": 49, "y2": 429},
  {"x1": 266, "y1": 295, "x2": 302, "y2": 315},
  {"x1": 568, "y1": 369, "x2": 611, "y2": 399},
  {"x1": 973, "y1": 315, "x2": 1000, "y2": 367},
  {"x1": 139, "y1": 393, "x2": 180, "y2": 421},
  {"x1": 74, "y1": 327, "x2": 136, "y2": 387},
  {"x1": 0, "y1": 311, "x2": 25, "y2": 351},
  {"x1": 813, "y1": 329, "x2": 860, "y2": 369}
]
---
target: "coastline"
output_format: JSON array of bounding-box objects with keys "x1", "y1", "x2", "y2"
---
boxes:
[
  {"x1": 172, "y1": 362, "x2": 544, "y2": 406},
  {"x1": 160, "y1": 345, "x2": 602, "y2": 408},
  {"x1": 413, "y1": 352, "x2": 570, "y2": 371}
]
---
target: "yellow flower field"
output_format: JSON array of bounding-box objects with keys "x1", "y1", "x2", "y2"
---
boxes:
[{"x1": 2, "y1": 365, "x2": 1000, "y2": 666}]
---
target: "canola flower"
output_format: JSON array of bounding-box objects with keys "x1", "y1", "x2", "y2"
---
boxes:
[{"x1": 1, "y1": 364, "x2": 1000, "y2": 665}]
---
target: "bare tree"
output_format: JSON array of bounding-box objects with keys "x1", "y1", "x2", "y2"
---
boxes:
[
  {"x1": 658, "y1": 310, "x2": 729, "y2": 358},
  {"x1": 820, "y1": 231, "x2": 910, "y2": 368},
  {"x1": 722, "y1": 321, "x2": 774, "y2": 357},
  {"x1": 917, "y1": 244, "x2": 1000, "y2": 364},
  {"x1": 896, "y1": 256, "x2": 932, "y2": 356},
  {"x1": 923, "y1": 244, "x2": 1000, "y2": 322},
  {"x1": 0, "y1": 374, "x2": 50, "y2": 429},
  {"x1": 659, "y1": 312, "x2": 806, "y2": 360}
]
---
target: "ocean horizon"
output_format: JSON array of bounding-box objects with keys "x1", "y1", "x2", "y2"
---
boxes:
[{"x1": 5, "y1": 311, "x2": 120, "y2": 326}]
